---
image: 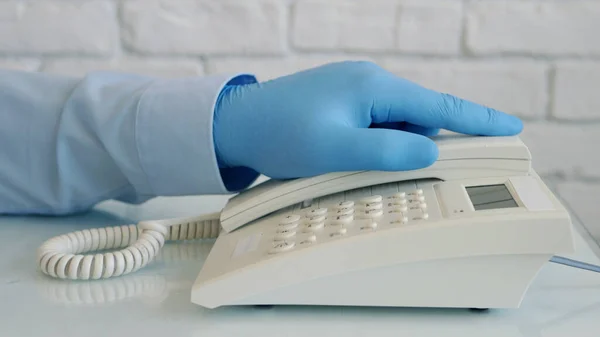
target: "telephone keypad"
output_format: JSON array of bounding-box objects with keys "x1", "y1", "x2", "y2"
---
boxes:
[{"x1": 265, "y1": 182, "x2": 435, "y2": 255}]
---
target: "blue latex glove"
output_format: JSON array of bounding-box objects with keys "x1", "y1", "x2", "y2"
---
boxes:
[{"x1": 214, "y1": 61, "x2": 523, "y2": 180}]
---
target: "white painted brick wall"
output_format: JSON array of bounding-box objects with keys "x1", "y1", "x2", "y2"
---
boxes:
[
  {"x1": 465, "y1": 1, "x2": 600, "y2": 55},
  {"x1": 292, "y1": 0, "x2": 463, "y2": 54},
  {"x1": 121, "y1": 0, "x2": 286, "y2": 55},
  {"x1": 1, "y1": 0, "x2": 600, "y2": 237},
  {"x1": 0, "y1": 1, "x2": 118, "y2": 55},
  {"x1": 553, "y1": 62, "x2": 600, "y2": 120},
  {"x1": 379, "y1": 59, "x2": 548, "y2": 119}
]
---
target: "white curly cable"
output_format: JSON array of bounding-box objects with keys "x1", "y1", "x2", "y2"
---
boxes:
[{"x1": 36, "y1": 212, "x2": 221, "y2": 280}]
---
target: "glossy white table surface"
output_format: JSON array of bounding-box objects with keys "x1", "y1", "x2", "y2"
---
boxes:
[{"x1": 2, "y1": 194, "x2": 600, "y2": 337}]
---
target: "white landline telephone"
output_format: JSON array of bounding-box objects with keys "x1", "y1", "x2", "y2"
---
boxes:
[{"x1": 37, "y1": 135, "x2": 582, "y2": 310}]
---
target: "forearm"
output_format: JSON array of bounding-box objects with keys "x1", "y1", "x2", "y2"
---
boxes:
[{"x1": 0, "y1": 69, "x2": 259, "y2": 215}]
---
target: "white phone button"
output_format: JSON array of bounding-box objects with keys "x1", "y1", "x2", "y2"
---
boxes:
[
  {"x1": 330, "y1": 214, "x2": 353, "y2": 225},
  {"x1": 275, "y1": 229, "x2": 296, "y2": 240},
  {"x1": 388, "y1": 199, "x2": 407, "y2": 206},
  {"x1": 410, "y1": 195, "x2": 425, "y2": 202},
  {"x1": 388, "y1": 205, "x2": 408, "y2": 213},
  {"x1": 360, "y1": 221, "x2": 377, "y2": 230},
  {"x1": 277, "y1": 222, "x2": 299, "y2": 230},
  {"x1": 280, "y1": 214, "x2": 301, "y2": 224},
  {"x1": 357, "y1": 209, "x2": 383, "y2": 219},
  {"x1": 409, "y1": 189, "x2": 423, "y2": 196},
  {"x1": 359, "y1": 195, "x2": 382, "y2": 204},
  {"x1": 304, "y1": 221, "x2": 325, "y2": 231},
  {"x1": 269, "y1": 241, "x2": 295, "y2": 254},
  {"x1": 335, "y1": 201, "x2": 354, "y2": 209},
  {"x1": 363, "y1": 202, "x2": 383, "y2": 210},
  {"x1": 413, "y1": 213, "x2": 429, "y2": 220},
  {"x1": 307, "y1": 215, "x2": 326, "y2": 223},
  {"x1": 390, "y1": 216, "x2": 408, "y2": 225},
  {"x1": 389, "y1": 192, "x2": 406, "y2": 199},
  {"x1": 306, "y1": 208, "x2": 328, "y2": 217},
  {"x1": 330, "y1": 228, "x2": 347, "y2": 237},
  {"x1": 333, "y1": 207, "x2": 354, "y2": 216},
  {"x1": 300, "y1": 235, "x2": 317, "y2": 245},
  {"x1": 409, "y1": 202, "x2": 427, "y2": 210}
]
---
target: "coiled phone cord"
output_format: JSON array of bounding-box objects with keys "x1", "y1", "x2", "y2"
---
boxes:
[
  {"x1": 36, "y1": 213, "x2": 221, "y2": 280},
  {"x1": 37, "y1": 212, "x2": 600, "y2": 280}
]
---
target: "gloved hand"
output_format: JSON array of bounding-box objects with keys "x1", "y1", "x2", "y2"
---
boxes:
[{"x1": 213, "y1": 61, "x2": 522, "y2": 180}]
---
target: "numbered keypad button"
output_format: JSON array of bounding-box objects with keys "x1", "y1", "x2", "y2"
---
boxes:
[
  {"x1": 307, "y1": 215, "x2": 326, "y2": 223},
  {"x1": 357, "y1": 209, "x2": 383, "y2": 219},
  {"x1": 360, "y1": 221, "x2": 378, "y2": 231},
  {"x1": 413, "y1": 213, "x2": 429, "y2": 220},
  {"x1": 388, "y1": 199, "x2": 407, "y2": 206},
  {"x1": 332, "y1": 207, "x2": 354, "y2": 216},
  {"x1": 388, "y1": 207, "x2": 407, "y2": 214},
  {"x1": 299, "y1": 235, "x2": 317, "y2": 245},
  {"x1": 306, "y1": 208, "x2": 327, "y2": 217},
  {"x1": 330, "y1": 228, "x2": 347, "y2": 238},
  {"x1": 408, "y1": 189, "x2": 423, "y2": 196},
  {"x1": 363, "y1": 202, "x2": 383, "y2": 210},
  {"x1": 277, "y1": 222, "x2": 299, "y2": 230},
  {"x1": 389, "y1": 192, "x2": 406, "y2": 199},
  {"x1": 409, "y1": 203, "x2": 427, "y2": 210},
  {"x1": 304, "y1": 221, "x2": 325, "y2": 232},
  {"x1": 280, "y1": 214, "x2": 301, "y2": 224},
  {"x1": 359, "y1": 195, "x2": 382, "y2": 204},
  {"x1": 330, "y1": 214, "x2": 353, "y2": 225},
  {"x1": 274, "y1": 229, "x2": 296, "y2": 240},
  {"x1": 335, "y1": 201, "x2": 354, "y2": 209},
  {"x1": 390, "y1": 216, "x2": 409, "y2": 225},
  {"x1": 268, "y1": 241, "x2": 295, "y2": 254}
]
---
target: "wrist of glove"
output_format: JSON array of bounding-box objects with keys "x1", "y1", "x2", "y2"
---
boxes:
[{"x1": 213, "y1": 61, "x2": 522, "y2": 180}]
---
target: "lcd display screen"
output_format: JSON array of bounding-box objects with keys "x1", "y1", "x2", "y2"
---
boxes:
[{"x1": 465, "y1": 184, "x2": 518, "y2": 211}]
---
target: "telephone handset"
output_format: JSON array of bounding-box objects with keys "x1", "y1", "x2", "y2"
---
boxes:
[{"x1": 36, "y1": 135, "x2": 577, "y2": 310}]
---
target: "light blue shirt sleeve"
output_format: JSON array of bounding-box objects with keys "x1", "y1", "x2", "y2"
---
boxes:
[{"x1": 0, "y1": 69, "x2": 260, "y2": 215}]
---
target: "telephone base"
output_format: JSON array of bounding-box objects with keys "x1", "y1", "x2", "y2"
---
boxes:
[{"x1": 192, "y1": 253, "x2": 552, "y2": 309}]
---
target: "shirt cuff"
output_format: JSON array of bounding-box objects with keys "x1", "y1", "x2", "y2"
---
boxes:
[{"x1": 135, "y1": 73, "x2": 260, "y2": 196}]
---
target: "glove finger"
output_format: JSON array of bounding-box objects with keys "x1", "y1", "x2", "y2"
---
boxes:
[
  {"x1": 369, "y1": 75, "x2": 523, "y2": 136},
  {"x1": 399, "y1": 123, "x2": 440, "y2": 137},
  {"x1": 370, "y1": 122, "x2": 439, "y2": 137},
  {"x1": 320, "y1": 127, "x2": 438, "y2": 172}
]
